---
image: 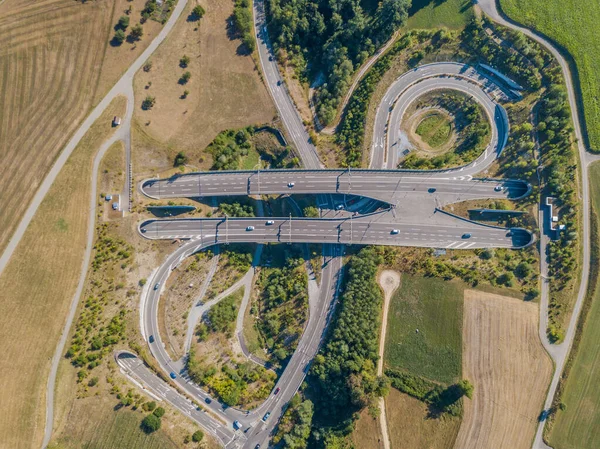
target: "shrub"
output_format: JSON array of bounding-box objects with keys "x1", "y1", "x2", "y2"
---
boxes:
[
  {"x1": 192, "y1": 430, "x2": 204, "y2": 442},
  {"x1": 141, "y1": 413, "x2": 161, "y2": 433},
  {"x1": 174, "y1": 152, "x2": 188, "y2": 166},
  {"x1": 129, "y1": 24, "x2": 144, "y2": 41},
  {"x1": 153, "y1": 407, "x2": 165, "y2": 417},
  {"x1": 118, "y1": 15, "x2": 130, "y2": 29},
  {"x1": 191, "y1": 5, "x2": 205, "y2": 19},
  {"x1": 113, "y1": 29, "x2": 126, "y2": 45},
  {"x1": 142, "y1": 96, "x2": 155, "y2": 110},
  {"x1": 180, "y1": 55, "x2": 190, "y2": 68},
  {"x1": 180, "y1": 71, "x2": 191, "y2": 84}
]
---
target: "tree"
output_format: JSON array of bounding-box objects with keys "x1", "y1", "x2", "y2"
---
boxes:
[
  {"x1": 514, "y1": 262, "x2": 532, "y2": 278},
  {"x1": 457, "y1": 379, "x2": 474, "y2": 399},
  {"x1": 142, "y1": 96, "x2": 156, "y2": 110},
  {"x1": 174, "y1": 152, "x2": 188, "y2": 166},
  {"x1": 182, "y1": 89, "x2": 190, "y2": 99},
  {"x1": 141, "y1": 413, "x2": 161, "y2": 433},
  {"x1": 153, "y1": 406, "x2": 165, "y2": 417},
  {"x1": 191, "y1": 5, "x2": 205, "y2": 19},
  {"x1": 118, "y1": 15, "x2": 130, "y2": 29},
  {"x1": 192, "y1": 430, "x2": 204, "y2": 442},
  {"x1": 180, "y1": 55, "x2": 190, "y2": 68},
  {"x1": 113, "y1": 29, "x2": 126, "y2": 45},
  {"x1": 180, "y1": 71, "x2": 191, "y2": 84},
  {"x1": 129, "y1": 24, "x2": 144, "y2": 41}
]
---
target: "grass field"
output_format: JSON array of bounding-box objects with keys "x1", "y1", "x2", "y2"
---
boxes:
[
  {"x1": 0, "y1": 96, "x2": 126, "y2": 449},
  {"x1": 499, "y1": 0, "x2": 600, "y2": 151},
  {"x1": 386, "y1": 388, "x2": 461, "y2": 449},
  {"x1": 0, "y1": 0, "x2": 162, "y2": 256},
  {"x1": 133, "y1": 0, "x2": 276, "y2": 174},
  {"x1": 352, "y1": 407, "x2": 384, "y2": 449},
  {"x1": 548, "y1": 162, "x2": 600, "y2": 448},
  {"x1": 415, "y1": 112, "x2": 453, "y2": 148},
  {"x1": 455, "y1": 290, "x2": 552, "y2": 449},
  {"x1": 407, "y1": 0, "x2": 474, "y2": 30},
  {"x1": 384, "y1": 275, "x2": 463, "y2": 384}
]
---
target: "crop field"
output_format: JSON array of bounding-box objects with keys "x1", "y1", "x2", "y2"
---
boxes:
[
  {"x1": 0, "y1": 96, "x2": 126, "y2": 449},
  {"x1": 133, "y1": 0, "x2": 276, "y2": 174},
  {"x1": 548, "y1": 162, "x2": 600, "y2": 449},
  {"x1": 0, "y1": 0, "x2": 161, "y2": 257},
  {"x1": 455, "y1": 290, "x2": 552, "y2": 449},
  {"x1": 407, "y1": 0, "x2": 474, "y2": 31},
  {"x1": 383, "y1": 275, "x2": 463, "y2": 384},
  {"x1": 499, "y1": 0, "x2": 600, "y2": 151}
]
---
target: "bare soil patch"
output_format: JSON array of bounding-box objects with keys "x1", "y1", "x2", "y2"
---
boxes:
[{"x1": 454, "y1": 290, "x2": 552, "y2": 449}]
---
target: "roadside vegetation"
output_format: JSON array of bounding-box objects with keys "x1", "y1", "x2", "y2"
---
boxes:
[
  {"x1": 187, "y1": 287, "x2": 277, "y2": 408},
  {"x1": 406, "y1": 0, "x2": 473, "y2": 31},
  {"x1": 266, "y1": 0, "x2": 411, "y2": 125},
  {"x1": 250, "y1": 245, "x2": 309, "y2": 366},
  {"x1": 204, "y1": 245, "x2": 253, "y2": 300}
]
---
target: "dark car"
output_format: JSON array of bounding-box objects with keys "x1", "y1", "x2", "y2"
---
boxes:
[
  {"x1": 277, "y1": 80, "x2": 282, "y2": 86},
  {"x1": 274, "y1": 387, "x2": 280, "y2": 395},
  {"x1": 169, "y1": 372, "x2": 177, "y2": 379},
  {"x1": 205, "y1": 397, "x2": 212, "y2": 404},
  {"x1": 462, "y1": 233, "x2": 472, "y2": 239},
  {"x1": 149, "y1": 335, "x2": 155, "y2": 343},
  {"x1": 255, "y1": 445, "x2": 261, "y2": 449},
  {"x1": 428, "y1": 188, "x2": 436, "y2": 193}
]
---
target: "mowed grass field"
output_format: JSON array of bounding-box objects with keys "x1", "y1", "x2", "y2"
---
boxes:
[
  {"x1": 406, "y1": 0, "x2": 474, "y2": 30},
  {"x1": 499, "y1": 0, "x2": 600, "y2": 151},
  {"x1": 384, "y1": 275, "x2": 463, "y2": 384},
  {"x1": 0, "y1": 97, "x2": 126, "y2": 449},
  {"x1": 133, "y1": 0, "x2": 276, "y2": 174},
  {"x1": 548, "y1": 162, "x2": 600, "y2": 448},
  {"x1": 455, "y1": 290, "x2": 552, "y2": 449},
  {"x1": 386, "y1": 388, "x2": 461, "y2": 449}
]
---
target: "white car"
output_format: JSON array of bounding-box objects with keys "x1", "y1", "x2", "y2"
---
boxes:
[
  {"x1": 336, "y1": 204, "x2": 344, "y2": 210},
  {"x1": 246, "y1": 226, "x2": 255, "y2": 231},
  {"x1": 494, "y1": 185, "x2": 503, "y2": 191},
  {"x1": 288, "y1": 182, "x2": 295, "y2": 188},
  {"x1": 266, "y1": 220, "x2": 274, "y2": 225},
  {"x1": 391, "y1": 229, "x2": 399, "y2": 235}
]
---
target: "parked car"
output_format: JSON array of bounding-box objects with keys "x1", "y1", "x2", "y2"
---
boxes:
[{"x1": 112, "y1": 202, "x2": 119, "y2": 210}]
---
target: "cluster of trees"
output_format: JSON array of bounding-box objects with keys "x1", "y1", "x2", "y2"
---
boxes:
[
  {"x1": 209, "y1": 128, "x2": 254, "y2": 170},
  {"x1": 273, "y1": 394, "x2": 314, "y2": 448},
  {"x1": 218, "y1": 202, "x2": 255, "y2": 217},
  {"x1": 461, "y1": 18, "x2": 543, "y2": 90},
  {"x1": 267, "y1": 0, "x2": 410, "y2": 125},
  {"x1": 385, "y1": 368, "x2": 473, "y2": 417},
  {"x1": 255, "y1": 256, "x2": 308, "y2": 363},
  {"x1": 141, "y1": 406, "x2": 165, "y2": 433},
  {"x1": 205, "y1": 291, "x2": 240, "y2": 336},
  {"x1": 402, "y1": 92, "x2": 490, "y2": 170},
  {"x1": 499, "y1": 122, "x2": 537, "y2": 180},
  {"x1": 233, "y1": 0, "x2": 255, "y2": 52},
  {"x1": 308, "y1": 247, "x2": 388, "y2": 443},
  {"x1": 187, "y1": 347, "x2": 275, "y2": 406},
  {"x1": 141, "y1": 0, "x2": 176, "y2": 24}
]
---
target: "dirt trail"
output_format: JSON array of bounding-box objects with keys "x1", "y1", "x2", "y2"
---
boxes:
[
  {"x1": 377, "y1": 270, "x2": 401, "y2": 449},
  {"x1": 455, "y1": 290, "x2": 552, "y2": 449}
]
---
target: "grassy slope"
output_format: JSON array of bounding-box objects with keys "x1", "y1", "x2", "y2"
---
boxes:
[
  {"x1": 384, "y1": 275, "x2": 463, "y2": 384},
  {"x1": 499, "y1": 0, "x2": 600, "y2": 151},
  {"x1": 0, "y1": 97, "x2": 126, "y2": 449},
  {"x1": 407, "y1": 0, "x2": 474, "y2": 30},
  {"x1": 548, "y1": 162, "x2": 600, "y2": 448}
]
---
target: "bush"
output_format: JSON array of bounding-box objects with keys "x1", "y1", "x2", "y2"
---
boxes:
[
  {"x1": 141, "y1": 414, "x2": 161, "y2": 433},
  {"x1": 192, "y1": 430, "x2": 204, "y2": 442},
  {"x1": 129, "y1": 24, "x2": 144, "y2": 41},
  {"x1": 191, "y1": 5, "x2": 205, "y2": 19},
  {"x1": 153, "y1": 407, "x2": 165, "y2": 418},
  {"x1": 303, "y1": 206, "x2": 319, "y2": 218},
  {"x1": 143, "y1": 400, "x2": 157, "y2": 411},
  {"x1": 180, "y1": 71, "x2": 191, "y2": 84},
  {"x1": 142, "y1": 96, "x2": 156, "y2": 110},
  {"x1": 180, "y1": 55, "x2": 190, "y2": 68},
  {"x1": 113, "y1": 29, "x2": 126, "y2": 45},
  {"x1": 174, "y1": 151, "x2": 188, "y2": 166},
  {"x1": 118, "y1": 15, "x2": 130, "y2": 29}
]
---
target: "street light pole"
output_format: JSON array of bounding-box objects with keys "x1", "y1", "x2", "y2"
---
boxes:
[{"x1": 289, "y1": 213, "x2": 292, "y2": 245}]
